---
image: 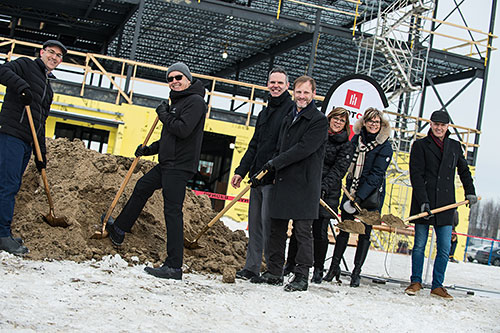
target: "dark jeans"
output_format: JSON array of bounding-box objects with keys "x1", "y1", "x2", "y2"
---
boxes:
[
  {"x1": 268, "y1": 218, "x2": 313, "y2": 276},
  {"x1": 115, "y1": 165, "x2": 192, "y2": 269},
  {"x1": 0, "y1": 133, "x2": 32, "y2": 237}
]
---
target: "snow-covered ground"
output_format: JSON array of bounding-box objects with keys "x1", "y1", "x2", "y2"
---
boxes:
[{"x1": 1, "y1": 220, "x2": 499, "y2": 332}]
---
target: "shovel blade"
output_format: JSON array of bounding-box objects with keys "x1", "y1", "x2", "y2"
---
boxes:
[
  {"x1": 43, "y1": 213, "x2": 70, "y2": 228},
  {"x1": 381, "y1": 214, "x2": 408, "y2": 229},
  {"x1": 90, "y1": 230, "x2": 109, "y2": 239},
  {"x1": 355, "y1": 209, "x2": 381, "y2": 226},
  {"x1": 184, "y1": 238, "x2": 203, "y2": 250}
]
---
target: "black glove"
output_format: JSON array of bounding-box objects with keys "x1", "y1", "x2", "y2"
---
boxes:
[
  {"x1": 249, "y1": 173, "x2": 263, "y2": 188},
  {"x1": 20, "y1": 88, "x2": 33, "y2": 105},
  {"x1": 135, "y1": 144, "x2": 150, "y2": 157},
  {"x1": 351, "y1": 196, "x2": 362, "y2": 208},
  {"x1": 262, "y1": 159, "x2": 275, "y2": 172},
  {"x1": 156, "y1": 101, "x2": 170, "y2": 123},
  {"x1": 421, "y1": 202, "x2": 433, "y2": 220},
  {"x1": 466, "y1": 194, "x2": 478, "y2": 206},
  {"x1": 35, "y1": 154, "x2": 46, "y2": 172}
]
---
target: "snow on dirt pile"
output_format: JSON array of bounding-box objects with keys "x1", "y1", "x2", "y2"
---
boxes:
[{"x1": 12, "y1": 138, "x2": 247, "y2": 274}]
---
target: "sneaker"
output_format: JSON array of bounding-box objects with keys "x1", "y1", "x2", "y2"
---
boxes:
[
  {"x1": 404, "y1": 282, "x2": 423, "y2": 296},
  {"x1": 105, "y1": 219, "x2": 124, "y2": 246},
  {"x1": 250, "y1": 271, "x2": 283, "y2": 285},
  {"x1": 144, "y1": 265, "x2": 182, "y2": 280},
  {"x1": 284, "y1": 273, "x2": 308, "y2": 292},
  {"x1": 0, "y1": 236, "x2": 29, "y2": 255},
  {"x1": 430, "y1": 287, "x2": 453, "y2": 299},
  {"x1": 235, "y1": 269, "x2": 257, "y2": 280}
]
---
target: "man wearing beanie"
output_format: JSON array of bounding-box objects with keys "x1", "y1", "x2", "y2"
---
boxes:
[
  {"x1": 0, "y1": 39, "x2": 67, "y2": 255},
  {"x1": 405, "y1": 110, "x2": 477, "y2": 299},
  {"x1": 230, "y1": 66, "x2": 294, "y2": 281},
  {"x1": 106, "y1": 62, "x2": 207, "y2": 280}
]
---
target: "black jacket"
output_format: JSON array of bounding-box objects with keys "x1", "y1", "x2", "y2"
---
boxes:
[
  {"x1": 319, "y1": 130, "x2": 353, "y2": 217},
  {"x1": 409, "y1": 130, "x2": 475, "y2": 226},
  {"x1": 234, "y1": 91, "x2": 294, "y2": 184},
  {"x1": 270, "y1": 101, "x2": 328, "y2": 220},
  {"x1": 148, "y1": 79, "x2": 207, "y2": 173},
  {"x1": 341, "y1": 117, "x2": 393, "y2": 212},
  {"x1": 0, "y1": 57, "x2": 54, "y2": 155}
]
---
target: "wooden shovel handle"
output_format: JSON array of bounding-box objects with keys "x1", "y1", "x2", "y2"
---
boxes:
[
  {"x1": 319, "y1": 199, "x2": 342, "y2": 224},
  {"x1": 341, "y1": 184, "x2": 363, "y2": 212},
  {"x1": 25, "y1": 106, "x2": 56, "y2": 211},
  {"x1": 191, "y1": 169, "x2": 268, "y2": 244},
  {"x1": 404, "y1": 197, "x2": 481, "y2": 222},
  {"x1": 100, "y1": 116, "x2": 160, "y2": 234}
]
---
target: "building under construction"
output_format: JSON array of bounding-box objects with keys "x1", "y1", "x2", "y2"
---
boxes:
[{"x1": 0, "y1": 0, "x2": 496, "y2": 257}]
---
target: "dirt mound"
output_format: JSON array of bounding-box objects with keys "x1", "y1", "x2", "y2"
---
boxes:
[{"x1": 12, "y1": 138, "x2": 247, "y2": 274}]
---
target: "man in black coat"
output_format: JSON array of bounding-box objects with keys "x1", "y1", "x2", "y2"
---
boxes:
[
  {"x1": 231, "y1": 67, "x2": 294, "y2": 281},
  {"x1": 405, "y1": 110, "x2": 477, "y2": 299},
  {"x1": 254, "y1": 75, "x2": 328, "y2": 291},
  {"x1": 0, "y1": 40, "x2": 67, "y2": 255},
  {"x1": 106, "y1": 62, "x2": 207, "y2": 280}
]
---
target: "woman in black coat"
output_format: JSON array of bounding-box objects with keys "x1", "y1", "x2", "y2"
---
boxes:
[
  {"x1": 285, "y1": 107, "x2": 353, "y2": 283},
  {"x1": 324, "y1": 108, "x2": 393, "y2": 287}
]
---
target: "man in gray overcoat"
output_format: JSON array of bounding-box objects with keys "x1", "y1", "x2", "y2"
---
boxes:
[{"x1": 405, "y1": 110, "x2": 477, "y2": 299}]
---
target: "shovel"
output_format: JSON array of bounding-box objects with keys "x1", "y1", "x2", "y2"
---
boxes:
[
  {"x1": 184, "y1": 170, "x2": 268, "y2": 250},
  {"x1": 381, "y1": 197, "x2": 481, "y2": 229},
  {"x1": 25, "y1": 106, "x2": 69, "y2": 227},
  {"x1": 91, "y1": 116, "x2": 160, "y2": 239},
  {"x1": 320, "y1": 198, "x2": 365, "y2": 235},
  {"x1": 341, "y1": 185, "x2": 381, "y2": 225}
]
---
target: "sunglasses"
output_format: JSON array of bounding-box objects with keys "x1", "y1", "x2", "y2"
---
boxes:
[{"x1": 167, "y1": 74, "x2": 184, "y2": 82}]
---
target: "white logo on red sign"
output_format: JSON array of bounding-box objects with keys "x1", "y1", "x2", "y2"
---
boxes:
[{"x1": 344, "y1": 89, "x2": 363, "y2": 109}]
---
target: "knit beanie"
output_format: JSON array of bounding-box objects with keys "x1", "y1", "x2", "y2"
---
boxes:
[{"x1": 167, "y1": 62, "x2": 192, "y2": 82}]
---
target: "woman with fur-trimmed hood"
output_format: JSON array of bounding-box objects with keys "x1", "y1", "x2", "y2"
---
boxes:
[{"x1": 324, "y1": 108, "x2": 393, "y2": 287}]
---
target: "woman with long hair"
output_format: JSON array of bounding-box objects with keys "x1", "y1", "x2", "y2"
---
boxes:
[{"x1": 323, "y1": 108, "x2": 392, "y2": 287}]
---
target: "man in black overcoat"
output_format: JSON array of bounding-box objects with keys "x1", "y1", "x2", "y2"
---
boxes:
[
  {"x1": 405, "y1": 110, "x2": 477, "y2": 299},
  {"x1": 253, "y1": 75, "x2": 328, "y2": 292}
]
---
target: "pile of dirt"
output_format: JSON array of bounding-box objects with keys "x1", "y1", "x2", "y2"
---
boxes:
[{"x1": 12, "y1": 138, "x2": 248, "y2": 274}]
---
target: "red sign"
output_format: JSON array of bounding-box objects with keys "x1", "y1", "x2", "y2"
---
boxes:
[{"x1": 344, "y1": 89, "x2": 363, "y2": 109}]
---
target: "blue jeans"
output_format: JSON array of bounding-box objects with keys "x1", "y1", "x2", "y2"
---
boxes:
[
  {"x1": 411, "y1": 223, "x2": 452, "y2": 290},
  {"x1": 0, "y1": 133, "x2": 32, "y2": 237}
]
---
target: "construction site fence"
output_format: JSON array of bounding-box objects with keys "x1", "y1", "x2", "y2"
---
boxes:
[{"x1": 0, "y1": 38, "x2": 479, "y2": 152}]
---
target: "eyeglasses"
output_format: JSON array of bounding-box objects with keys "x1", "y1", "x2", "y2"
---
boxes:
[
  {"x1": 44, "y1": 48, "x2": 63, "y2": 59},
  {"x1": 331, "y1": 116, "x2": 346, "y2": 123},
  {"x1": 167, "y1": 75, "x2": 184, "y2": 82},
  {"x1": 366, "y1": 119, "x2": 381, "y2": 125}
]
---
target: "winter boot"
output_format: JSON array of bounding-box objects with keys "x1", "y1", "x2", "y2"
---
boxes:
[
  {"x1": 284, "y1": 273, "x2": 308, "y2": 292},
  {"x1": 0, "y1": 236, "x2": 29, "y2": 255},
  {"x1": 144, "y1": 264, "x2": 182, "y2": 280},
  {"x1": 311, "y1": 239, "x2": 328, "y2": 284},
  {"x1": 323, "y1": 232, "x2": 349, "y2": 282},
  {"x1": 350, "y1": 237, "x2": 371, "y2": 287}
]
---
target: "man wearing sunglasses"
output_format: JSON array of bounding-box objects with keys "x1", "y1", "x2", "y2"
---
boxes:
[
  {"x1": 0, "y1": 39, "x2": 67, "y2": 255},
  {"x1": 106, "y1": 62, "x2": 207, "y2": 281}
]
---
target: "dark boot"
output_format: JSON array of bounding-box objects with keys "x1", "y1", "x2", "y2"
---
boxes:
[
  {"x1": 250, "y1": 271, "x2": 283, "y2": 285},
  {"x1": 284, "y1": 273, "x2": 308, "y2": 292},
  {"x1": 105, "y1": 217, "x2": 124, "y2": 246},
  {"x1": 311, "y1": 239, "x2": 328, "y2": 284},
  {"x1": 144, "y1": 264, "x2": 182, "y2": 280},
  {"x1": 0, "y1": 236, "x2": 29, "y2": 255},
  {"x1": 323, "y1": 232, "x2": 348, "y2": 282},
  {"x1": 350, "y1": 238, "x2": 371, "y2": 287}
]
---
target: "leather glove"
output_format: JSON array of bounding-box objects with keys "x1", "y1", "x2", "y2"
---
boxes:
[
  {"x1": 135, "y1": 144, "x2": 150, "y2": 157},
  {"x1": 249, "y1": 173, "x2": 263, "y2": 188},
  {"x1": 155, "y1": 101, "x2": 170, "y2": 123},
  {"x1": 420, "y1": 202, "x2": 433, "y2": 220},
  {"x1": 466, "y1": 194, "x2": 478, "y2": 206},
  {"x1": 20, "y1": 88, "x2": 33, "y2": 105},
  {"x1": 35, "y1": 154, "x2": 46, "y2": 173},
  {"x1": 262, "y1": 159, "x2": 275, "y2": 172}
]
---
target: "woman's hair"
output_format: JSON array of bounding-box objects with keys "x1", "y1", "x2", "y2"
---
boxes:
[
  {"x1": 327, "y1": 107, "x2": 350, "y2": 134},
  {"x1": 363, "y1": 107, "x2": 385, "y2": 126}
]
